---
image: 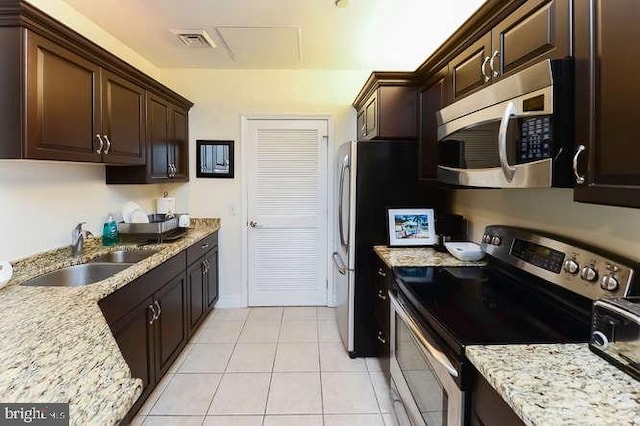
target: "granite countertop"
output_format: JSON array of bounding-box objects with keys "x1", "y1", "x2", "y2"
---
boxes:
[
  {"x1": 373, "y1": 245, "x2": 487, "y2": 268},
  {"x1": 0, "y1": 218, "x2": 220, "y2": 425},
  {"x1": 467, "y1": 344, "x2": 640, "y2": 425}
]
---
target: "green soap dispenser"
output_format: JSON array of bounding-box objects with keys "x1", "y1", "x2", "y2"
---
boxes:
[{"x1": 102, "y1": 214, "x2": 119, "y2": 246}]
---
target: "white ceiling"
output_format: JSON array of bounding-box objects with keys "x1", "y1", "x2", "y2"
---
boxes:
[{"x1": 62, "y1": 0, "x2": 486, "y2": 71}]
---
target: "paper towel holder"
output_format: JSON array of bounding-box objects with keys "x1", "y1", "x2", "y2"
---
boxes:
[{"x1": 196, "y1": 140, "x2": 234, "y2": 179}]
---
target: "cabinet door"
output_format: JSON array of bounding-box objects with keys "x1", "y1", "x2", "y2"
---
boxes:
[
  {"x1": 574, "y1": 0, "x2": 640, "y2": 208},
  {"x1": 25, "y1": 30, "x2": 101, "y2": 162},
  {"x1": 154, "y1": 272, "x2": 187, "y2": 377},
  {"x1": 205, "y1": 247, "x2": 219, "y2": 312},
  {"x1": 418, "y1": 67, "x2": 448, "y2": 181},
  {"x1": 146, "y1": 93, "x2": 171, "y2": 180},
  {"x1": 449, "y1": 33, "x2": 492, "y2": 101},
  {"x1": 491, "y1": 0, "x2": 570, "y2": 80},
  {"x1": 171, "y1": 106, "x2": 189, "y2": 181},
  {"x1": 356, "y1": 109, "x2": 366, "y2": 141},
  {"x1": 363, "y1": 91, "x2": 378, "y2": 140},
  {"x1": 109, "y1": 296, "x2": 155, "y2": 402},
  {"x1": 187, "y1": 259, "x2": 205, "y2": 334},
  {"x1": 101, "y1": 70, "x2": 145, "y2": 165}
]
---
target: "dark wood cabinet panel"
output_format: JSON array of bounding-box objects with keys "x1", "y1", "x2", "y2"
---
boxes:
[
  {"x1": 418, "y1": 67, "x2": 448, "y2": 181},
  {"x1": 147, "y1": 93, "x2": 172, "y2": 181},
  {"x1": 205, "y1": 247, "x2": 219, "y2": 311},
  {"x1": 25, "y1": 30, "x2": 101, "y2": 162},
  {"x1": 153, "y1": 273, "x2": 188, "y2": 378},
  {"x1": 187, "y1": 260, "x2": 205, "y2": 333},
  {"x1": 171, "y1": 106, "x2": 189, "y2": 181},
  {"x1": 449, "y1": 33, "x2": 492, "y2": 101},
  {"x1": 471, "y1": 368, "x2": 525, "y2": 426},
  {"x1": 101, "y1": 70, "x2": 145, "y2": 165},
  {"x1": 108, "y1": 296, "x2": 155, "y2": 403},
  {"x1": 491, "y1": 0, "x2": 570, "y2": 79},
  {"x1": 573, "y1": 0, "x2": 640, "y2": 208},
  {"x1": 353, "y1": 73, "x2": 416, "y2": 142},
  {"x1": 372, "y1": 257, "x2": 391, "y2": 381}
]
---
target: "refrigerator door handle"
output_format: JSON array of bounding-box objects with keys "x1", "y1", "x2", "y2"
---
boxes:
[
  {"x1": 332, "y1": 252, "x2": 347, "y2": 275},
  {"x1": 338, "y1": 156, "x2": 350, "y2": 248}
]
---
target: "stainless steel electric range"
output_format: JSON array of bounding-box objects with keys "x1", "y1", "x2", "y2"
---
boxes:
[{"x1": 389, "y1": 225, "x2": 639, "y2": 426}]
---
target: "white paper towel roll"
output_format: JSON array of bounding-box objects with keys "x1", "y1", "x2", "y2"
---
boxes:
[
  {"x1": 156, "y1": 197, "x2": 175, "y2": 215},
  {"x1": 0, "y1": 261, "x2": 13, "y2": 289}
]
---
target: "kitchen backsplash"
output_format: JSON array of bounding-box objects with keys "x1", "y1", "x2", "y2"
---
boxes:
[
  {"x1": 0, "y1": 161, "x2": 169, "y2": 261},
  {"x1": 453, "y1": 188, "x2": 640, "y2": 262}
]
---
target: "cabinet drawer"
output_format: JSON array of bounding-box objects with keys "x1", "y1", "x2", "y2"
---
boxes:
[
  {"x1": 187, "y1": 232, "x2": 218, "y2": 265},
  {"x1": 100, "y1": 251, "x2": 186, "y2": 325}
]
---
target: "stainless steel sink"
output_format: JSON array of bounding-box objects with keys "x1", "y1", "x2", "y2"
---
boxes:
[
  {"x1": 21, "y1": 263, "x2": 131, "y2": 287},
  {"x1": 91, "y1": 249, "x2": 159, "y2": 264}
]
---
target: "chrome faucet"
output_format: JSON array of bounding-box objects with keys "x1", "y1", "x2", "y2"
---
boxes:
[{"x1": 71, "y1": 222, "x2": 93, "y2": 257}]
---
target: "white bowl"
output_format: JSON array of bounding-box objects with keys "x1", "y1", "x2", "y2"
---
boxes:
[{"x1": 444, "y1": 242, "x2": 485, "y2": 262}]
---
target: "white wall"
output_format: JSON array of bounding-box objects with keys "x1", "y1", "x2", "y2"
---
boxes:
[
  {"x1": 160, "y1": 68, "x2": 369, "y2": 307},
  {"x1": 0, "y1": 0, "x2": 176, "y2": 261},
  {"x1": 453, "y1": 189, "x2": 640, "y2": 262}
]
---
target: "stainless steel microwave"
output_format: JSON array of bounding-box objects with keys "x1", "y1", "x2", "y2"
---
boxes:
[{"x1": 436, "y1": 59, "x2": 574, "y2": 188}]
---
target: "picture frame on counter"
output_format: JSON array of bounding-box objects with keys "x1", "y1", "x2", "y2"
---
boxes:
[
  {"x1": 387, "y1": 208, "x2": 436, "y2": 247},
  {"x1": 196, "y1": 140, "x2": 234, "y2": 178}
]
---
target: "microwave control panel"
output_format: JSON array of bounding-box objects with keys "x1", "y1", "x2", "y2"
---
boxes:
[{"x1": 519, "y1": 117, "x2": 552, "y2": 162}]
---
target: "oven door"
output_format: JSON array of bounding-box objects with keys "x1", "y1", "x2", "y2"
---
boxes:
[{"x1": 389, "y1": 291, "x2": 465, "y2": 426}]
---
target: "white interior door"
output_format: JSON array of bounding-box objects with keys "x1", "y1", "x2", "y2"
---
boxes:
[{"x1": 246, "y1": 118, "x2": 329, "y2": 306}]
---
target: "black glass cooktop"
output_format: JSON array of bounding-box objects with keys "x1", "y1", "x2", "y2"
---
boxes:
[{"x1": 393, "y1": 265, "x2": 593, "y2": 356}]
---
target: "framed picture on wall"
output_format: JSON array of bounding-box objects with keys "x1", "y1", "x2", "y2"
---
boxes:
[
  {"x1": 387, "y1": 208, "x2": 436, "y2": 247},
  {"x1": 196, "y1": 140, "x2": 234, "y2": 178}
]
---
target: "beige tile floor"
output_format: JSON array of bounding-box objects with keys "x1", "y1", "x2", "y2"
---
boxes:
[{"x1": 132, "y1": 307, "x2": 399, "y2": 426}]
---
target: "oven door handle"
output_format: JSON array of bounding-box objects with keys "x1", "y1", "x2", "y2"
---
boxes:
[
  {"x1": 498, "y1": 100, "x2": 517, "y2": 183},
  {"x1": 389, "y1": 292, "x2": 459, "y2": 378}
]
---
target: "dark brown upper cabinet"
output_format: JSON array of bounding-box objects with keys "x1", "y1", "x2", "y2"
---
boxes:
[
  {"x1": 106, "y1": 93, "x2": 189, "y2": 183},
  {"x1": 418, "y1": 67, "x2": 449, "y2": 181},
  {"x1": 573, "y1": 0, "x2": 640, "y2": 208},
  {"x1": 353, "y1": 72, "x2": 417, "y2": 141},
  {"x1": 0, "y1": 1, "x2": 191, "y2": 174},
  {"x1": 449, "y1": 0, "x2": 570, "y2": 102}
]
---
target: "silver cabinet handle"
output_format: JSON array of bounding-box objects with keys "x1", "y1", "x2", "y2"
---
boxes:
[
  {"x1": 377, "y1": 331, "x2": 386, "y2": 344},
  {"x1": 96, "y1": 134, "x2": 104, "y2": 154},
  {"x1": 203, "y1": 259, "x2": 210, "y2": 275},
  {"x1": 201, "y1": 243, "x2": 210, "y2": 250},
  {"x1": 377, "y1": 290, "x2": 387, "y2": 300},
  {"x1": 154, "y1": 300, "x2": 161, "y2": 318},
  {"x1": 332, "y1": 252, "x2": 347, "y2": 275},
  {"x1": 389, "y1": 292, "x2": 459, "y2": 377},
  {"x1": 573, "y1": 144, "x2": 586, "y2": 184},
  {"x1": 498, "y1": 101, "x2": 517, "y2": 182},
  {"x1": 490, "y1": 50, "x2": 500, "y2": 77},
  {"x1": 377, "y1": 267, "x2": 386, "y2": 277},
  {"x1": 103, "y1": 135, "x2": 111, "y2": 154},
  {"x1": 148, "y1": 304, "x2": 157, "y2": 324},
  {"x1": 481, "y1": 56, "x2": 491, "y2": 83}
]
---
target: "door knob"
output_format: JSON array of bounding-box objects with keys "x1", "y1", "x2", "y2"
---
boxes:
[{"x1": 249, "y1": 220, "x2": 259, "y2": 228}]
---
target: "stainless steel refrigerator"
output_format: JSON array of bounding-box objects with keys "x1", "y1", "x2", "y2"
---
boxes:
[{"x1": 333, "y1": 140, "x2": 448, "y2": 357}]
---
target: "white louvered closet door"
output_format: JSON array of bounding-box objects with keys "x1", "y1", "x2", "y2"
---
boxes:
[{"x1": 246, "y1": 119, "x2": 329, "y2": 306}]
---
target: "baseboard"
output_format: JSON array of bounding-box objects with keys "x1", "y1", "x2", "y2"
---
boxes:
[{"x1": 214, "y1": 295, "x2": 246, "y2": 308}]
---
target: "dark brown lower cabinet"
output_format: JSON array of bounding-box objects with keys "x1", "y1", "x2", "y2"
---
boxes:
[
  {"x1": 99, "y1": 232, "x2": 219, "y2": 424},
  {"x1": 373, "y1": 256, "x2": 391, "y2": 381},
  {"x1": 470, "y1": 367, "x2": 524, "y2": 426}
]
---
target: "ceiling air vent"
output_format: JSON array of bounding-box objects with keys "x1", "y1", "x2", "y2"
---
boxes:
[{"x1": 170, "y1": 29, "x2": 217, "y2": 48}]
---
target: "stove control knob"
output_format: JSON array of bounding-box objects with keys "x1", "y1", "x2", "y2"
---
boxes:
[
  {"x1": 483, "y1": 234, "x2": 492, "y2": 244},
  {"x1": 563, "y1": 259, "x2": 579, "y2": 274},
  {"x1": 600, "y1": 275, "x2": 620, "y2": 292},
  {"x1": 591, "y1": 331, "x2": 609, "y2": 349},
  {"x1": 580, "y1": 266, "x2": 599, "y2": 282},
  {"x1": 491, "y1": 236, "x2": 502, "y2": 246}
]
